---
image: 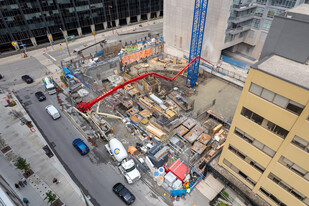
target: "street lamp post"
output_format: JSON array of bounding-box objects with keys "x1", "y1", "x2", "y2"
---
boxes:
[
  {"x1": 60, "y1": 28, "x2": 71, "y2": 56},
  {"x1": 108, "y1": 5, "x2": 114, "y2": 34}
]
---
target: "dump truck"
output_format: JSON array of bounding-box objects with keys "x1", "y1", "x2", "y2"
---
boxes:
[{"x1": 105, "y1": 138, "x2": 141, "y2": 184}]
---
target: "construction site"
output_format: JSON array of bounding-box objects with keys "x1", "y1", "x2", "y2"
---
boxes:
[{"x1": 45, "y1": 11, "x2": 259, "y2": 204}]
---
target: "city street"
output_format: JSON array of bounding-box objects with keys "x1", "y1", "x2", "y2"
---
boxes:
[
  {"x1": 0, "y1": 21, "x2": 168, "y2": 206},
  {"x1": 14, "y1": 81, "x2": 167, "y2": 206}
]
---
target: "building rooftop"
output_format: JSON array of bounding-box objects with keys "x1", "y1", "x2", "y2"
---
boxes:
[
  {"x1": 287, "y1": 3, "x2": 309, "y2": 15},
  {"x1": 253, "y1": 55, "x2": 309, "y2": 90}
]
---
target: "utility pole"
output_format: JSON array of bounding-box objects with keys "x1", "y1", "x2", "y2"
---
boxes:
[{"x1": 60, "y1": 28, "x2": 71, "y2": 56}]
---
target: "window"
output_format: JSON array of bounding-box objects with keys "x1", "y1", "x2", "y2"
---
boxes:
[
  {"x1": 268, "y1": 173, "x2": 308, "y2": 202},
  {"x1": 228, "y1": 145, "x2": 265, "y2": 172},
  {"x1": 261, "y1": 88, "x2": 275, "y2": 101},
  {"x1": 260, "y1": 187, "x2": 287, "y2": 206},
  {"x1": 241, "y1": 107, "x2": 288, "y2": 139},
  {"x1": 263, "y1": 146, "x2": 276, "y2": 157},
  {"x1": 273, "y1": 94, "x2": 289, "y2": 108},
  {"x1": 267, "y1": 8, "x2": 276, "y2": 18},
  {"x1": 241, "y1": 107, "x2": 253, "y2": 119},
  {"x1": 252, "y1": 113, "x2": 263, "y2": 124},
  {"x1": 234, "y1": 128, "x2": 276, "y2": 157},
  {"x1": 291, "y1": 136, "x2": 309, "y2": 153},
  {"x1": 223, "y1": 159, "x2": 257, "y2": 186},
  {"x1": 286, "y1": 100, "x2": 304, "y2": 115},
  {"x1": 263, "y1": 19, "x2": 272, "y2": 30},
  {"x1": 249, "y1": 83, "x2": 304, "y2": 115}
]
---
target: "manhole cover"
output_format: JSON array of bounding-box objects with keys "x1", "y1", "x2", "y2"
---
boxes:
[{"x1": 24, "y1": 100, "x2": 32, "y2": 106}]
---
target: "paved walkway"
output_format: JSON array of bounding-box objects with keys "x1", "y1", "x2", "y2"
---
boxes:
[
  {"x1": 0, "y1": 90, "x2": 89, "y2": 205},
  {"x1": 0, "y1": 154, "x2": 47, "y2": 206}
]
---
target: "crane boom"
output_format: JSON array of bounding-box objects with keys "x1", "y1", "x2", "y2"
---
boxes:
[{"x1": 78, "y1": 56, "x2": 213, "y2": 112}]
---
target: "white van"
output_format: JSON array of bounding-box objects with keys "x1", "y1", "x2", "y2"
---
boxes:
[{"x1": 45, "y1": 105, "x2": 61, "y2": 120}]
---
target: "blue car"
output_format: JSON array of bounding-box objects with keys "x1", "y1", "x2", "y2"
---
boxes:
[{"x1": 72, "y1": 138, "x2": 89, "y2": 155}]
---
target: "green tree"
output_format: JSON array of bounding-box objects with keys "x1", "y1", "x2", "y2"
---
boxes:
[
  {"x1": 14, "y1": 157, "x2": 30, "y2": 173},
  {"x1": 44, "y1": 191, "x2": 57, "y2": 205}
]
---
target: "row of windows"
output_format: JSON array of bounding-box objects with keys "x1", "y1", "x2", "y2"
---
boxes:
[
  {"x1": 259, "y1": 187, "x2": 287, "y2": 206},
  {"x1": 228, "y1": 145, "x2": 265, "y2": 173},
  {"x1": 278, "y1": 156, "x2": 309, "y2": 181},
  {"x1": 292, "y1": 135, "x2": 309, "y2": 153},
  {"x1": 249, "y1": 83, "x2": 305, "y2": 115},
  {"x1": 241, "y1": 107, "x2": 289, "y2": 139},
  {"x1": 223, "y1": 159, "x2": 257, "y2": 186},
  {"x1": 268, "y1": 173, "x2": 309, "y2": 205},
  {"x1": 234, "y1": 127, "x2": 276, "y2": 157}
]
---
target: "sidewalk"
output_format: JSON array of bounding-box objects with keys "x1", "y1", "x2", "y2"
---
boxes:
[
  {"x1": 0, "y1": 154, "x2": 48, "y2": 206},
  {"x1": 0, "y1": 90, "x2": 89, "y2": 206}
]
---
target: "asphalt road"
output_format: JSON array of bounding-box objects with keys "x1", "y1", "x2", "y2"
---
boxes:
[
  {"x1": 0, "y1": 57, "x2": 49, "y2": 90},
  {"x1": 15, "y1": 82, "x2": 166, "y2": 206},
  {"x1": 0, "y1": 22, "x2": 167, "y2": 206}
]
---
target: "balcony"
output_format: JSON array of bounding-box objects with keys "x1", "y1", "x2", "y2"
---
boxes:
[
  {"x1": 226, "y1": 26, "x2": 251, "y2": 35},
  {"x1": 231, "y1": 3, "x2": 258, "y2": 11},
  {"x1": 228, "y1": 15, "x2": 255, "y2": 24}
]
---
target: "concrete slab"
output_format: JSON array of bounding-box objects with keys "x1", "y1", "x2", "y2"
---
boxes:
[{"x1": 189, "y1": 77, "x2": 242, "y2": 122}]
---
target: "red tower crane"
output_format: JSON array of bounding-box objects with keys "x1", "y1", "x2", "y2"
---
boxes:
[{"x1": 77, "y1": 56, "x2": 213, "y2": 113}]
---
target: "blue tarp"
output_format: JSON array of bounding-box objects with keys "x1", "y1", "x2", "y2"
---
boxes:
[
  {"x1": 221, "y1": 55, "x2": 250, "y2": 70},
  {"x1": 65, "y1": 74, "x2": 74, "y2": 79},
  {"x1": 97, "y1": 50, "x2": 104, "y2": 57},
  {"x1": 63, "y1": 67, "x2": 70, "y2": 75}
]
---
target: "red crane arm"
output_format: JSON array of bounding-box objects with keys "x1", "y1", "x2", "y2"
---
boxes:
[{"x1": 78, "y1": 56, "x2": 213, "y2": 112}]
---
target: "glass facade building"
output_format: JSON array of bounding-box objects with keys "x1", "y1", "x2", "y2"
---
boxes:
[
  {"x1": 225, "y1": 0, "x2": 304, "y2": 43},
  {"x1": 0, "y1": 0, "x2": 163, "y2": 52}
]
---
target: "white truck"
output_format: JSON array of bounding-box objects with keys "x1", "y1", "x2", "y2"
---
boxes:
[
  {"x1": 43, "y1": 77, "x2": 56, "y2": 95},
  {"x1": 105, "y1": 138, "x2": 141, "y2": 184}
]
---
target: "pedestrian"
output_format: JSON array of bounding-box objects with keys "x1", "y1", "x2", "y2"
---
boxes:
[
  {"x1": 53, "y1": 177, "x2": 60, "y2": 184},
  {"x1": 21, "y1": 177, "x2": 27, "y2": 185},
  {"x1": 18, "y1": 180, "x2": 24, "y2": 188},
  {"x1": 14, "y1": 183, "x2": 20, "y2": 189},
  {"x1": 23, "y1": 197, "x2": 29, "y2": 205}
]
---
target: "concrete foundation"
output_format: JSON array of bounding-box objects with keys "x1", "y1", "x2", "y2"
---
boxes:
[
  {"x1": 126, "y1": 17, "x2": 131, "y2": 25},
  {"x1": 137, "y1": 15, "x2": 141, "y2": 22},
  {"x1": 30, "y1": 37, "x2": 37, "y2": 47},
  {"x1": 84, "y1": 57, "x2": 121, "y2": 84},
  {"x1": 115, "y1": 19, "x2": 119, "y2": 27},
  {"x1": 103, "y1": 22, "x2": 108, "y2": 30},
  {"x1": 90, "y1": 24, "x2": 95, "y2": 33},
  {"x1": 77, "y1": 27, "x2": 82, "y2": 36},
  {"x1": 147, "y1": 13, "x2": 151, "y2": 21}
]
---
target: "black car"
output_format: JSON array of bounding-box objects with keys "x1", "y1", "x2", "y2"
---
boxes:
[
  {"x1": 21, "y1": 75, "x2": 33, "y2": 84},
  {"x1": 113, "y1": 183, "x2": 135, "y2": 205},
  {"x1": 35, "y1": 91, "x2": 46, "y2": 101}
]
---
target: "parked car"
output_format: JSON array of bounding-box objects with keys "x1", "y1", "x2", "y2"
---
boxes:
[
  {"x1": 72, "y1": 138, "x2": 90, "y2": 155},
  {"x1": 113, "y1": 183, "x2": 135, "y2": 205},
  {"x1": 21, "y1": 75, "x2": 33, "y2": 84},
  {"x1": 45, "y1": 105, "x2": 61, "y2": 120},
  {"x1": 35, "y1": 91, "x2": 46, "y2": 101}
]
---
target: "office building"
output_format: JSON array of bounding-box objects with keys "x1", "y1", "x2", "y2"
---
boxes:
[
  {"x1": 163, "y1": 0, "x2": 305, "y2": 66},
  {"x1": 219, "y1": 4, "x2": 309, "y2": 206},
  {"x1": 0, "y1": 0, "x2": 163, "y2": 52}
]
